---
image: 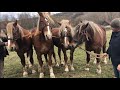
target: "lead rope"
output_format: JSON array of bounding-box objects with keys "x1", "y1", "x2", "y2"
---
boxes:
[{"x1": 78, "y1": 46, "x2": 108, "y2": 59}]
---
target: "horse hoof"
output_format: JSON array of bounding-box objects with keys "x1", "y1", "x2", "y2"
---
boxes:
[
  {"x1": 65, "y1": 67, "x2": 69, "y2": 72},
  {"x1": 85, "y1": 68, "x2": 89, "y2": 71},
  {"x1": 23, "y1": 71, "x2": 28, "y2": 77},
  {"x1": 103, "y1": 61, "x2": 107, "y2": 65},
  {"x1": 96, "y1": 69, "x2": 101, "y2": 74},
  {"x1": 55, "y1": 63, "x2": 59, "y2": 67},
  {"x1": 32, "y1": 70, "x2": 36, "y2": 74},
  {"x1": 50, "y1": 73, "x2": 55, "y2": 78},
  {"x1": 71, "y1": 67, "x2": 75, "y2": 71},
  {"x1": 39, "y1": 73, "x2": 44, "y2": 78},
  {"x1": 93, "y1": 60, "x2": 97, "y2": 64},
  {"x1": 29, "y1": 64, "x2": 32, "y2": 68}
]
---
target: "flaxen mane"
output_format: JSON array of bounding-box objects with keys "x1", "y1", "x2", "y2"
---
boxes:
[{"x1": 59, "y1": 20, "x2": 74, "y2": 37}]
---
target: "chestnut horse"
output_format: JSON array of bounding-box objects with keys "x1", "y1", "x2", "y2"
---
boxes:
[
  {"x1": 73, "y1": 20, "x2": 107, "y2": 74},
  {"x1": 51, "y1": 20, "x2": 75, "y2": 72},
  {"x1": 6, "y1": 20, "x2": 36, "y2": 77},
  {"x1": 31, "y1": 12, "x2": 55, "y2": 78}
]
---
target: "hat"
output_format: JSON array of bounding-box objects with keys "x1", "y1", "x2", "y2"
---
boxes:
[{"x1": 111, "y1": 18, "x2": 120, "y2": 28}]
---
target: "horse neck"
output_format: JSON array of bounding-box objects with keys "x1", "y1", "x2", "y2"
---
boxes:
[{"x1": 88, "y1": 24, "x2": 104, "y2": 47}]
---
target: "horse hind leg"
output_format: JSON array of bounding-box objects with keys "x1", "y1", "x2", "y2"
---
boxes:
[
  {"x1": 95, "y1": 50, "x2": 102, "y2": 74},
  {"x1": 85, "y1": 52, "x2": 90, "y2": 71},
  {"x1": 53, "y1": 49, "x2": 59, "y2": 67},
  {"x1": 27, "y1": 51, "x2": 36, "y2": 74},
  {"x1": 102, "y1": 44, "x2": 107, "y2": 64}
]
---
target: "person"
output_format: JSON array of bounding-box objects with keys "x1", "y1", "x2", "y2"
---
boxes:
[
  {"x1": 106, "y1": 18, "x2": 120, "y2": 78},
  {"x1": 0, "y1": 30, "x2": 9, "y2": 78}
]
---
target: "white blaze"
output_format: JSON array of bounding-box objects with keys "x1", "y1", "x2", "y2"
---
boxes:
[
  {"x1": 64, "y1": 28, "x2": 68, "y2": 47},
  {"x1": 8, "y1": 36, "x2": 11, "y2": 48},
  {"x1": 47, "y1": 26, "x2": 52, "y2": 37}
]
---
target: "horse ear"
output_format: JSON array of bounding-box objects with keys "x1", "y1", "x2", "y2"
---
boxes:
[
  {"x1": 69, "y1": 21, "x2": 71, "y2": 25},
  {"x1": 82, "y1": 23, "x2": 89, "y2": 30},
  {"x1": 38, "y1": 12, "x2": 43, "y2": 16},
  {"x1": 13, "y1": 20, "x2": 17, "y2": 27},
  {"x1": 58, "y1": 22, "x2": 61, "y2": 26}
]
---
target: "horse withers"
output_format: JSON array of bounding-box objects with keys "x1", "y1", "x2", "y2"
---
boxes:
[
  {"x1": 6, "y1": 20, "x2": 36, "y2": 77},
  {"x1": 73, "y1": 20, "x2": 107, "y2": 74}
]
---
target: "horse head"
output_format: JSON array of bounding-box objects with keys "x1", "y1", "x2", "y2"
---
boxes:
[
  {"x1": 6, "y1": 20, "x2": 23, "y2": 51},
  {"x1": 58, "y1": 20, "x2": 74, "y2": 49},
  {"x1": 73, "y1": 21, "x2": 90, "y2": 48},
  {"x1": 37, "y1": 12, "x2": 53, "y2": 40}
]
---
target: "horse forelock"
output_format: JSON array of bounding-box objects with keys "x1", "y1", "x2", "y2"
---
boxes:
[
  {"x1": 42, "y1": 12, "x2": 55, "y2": 25},
  {"x1": 6, "y1": 22, "x2": 25, "y2": 38},
  {"x1": 6, "y1": 22, "x2": 14, "y2": 37},
  {"x1": 59, "y1": 20, "x2": 74, "y2": 37}
]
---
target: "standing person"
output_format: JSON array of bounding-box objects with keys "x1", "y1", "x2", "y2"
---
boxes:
[
  {"x1": 107, "y1": 18, "x2": 120, "y2": 78},
  {"x1": 0, "y1": 30, "x2": 9, "y2": 78}
]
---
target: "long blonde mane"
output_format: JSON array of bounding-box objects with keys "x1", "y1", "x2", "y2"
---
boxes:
[{"x1": 6, "y1": 22, "x2": 25, "y2": 38}]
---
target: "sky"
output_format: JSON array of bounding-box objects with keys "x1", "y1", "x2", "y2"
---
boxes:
[{"x1": 0, "y1": 12, "x2": 60, "y2": 15}]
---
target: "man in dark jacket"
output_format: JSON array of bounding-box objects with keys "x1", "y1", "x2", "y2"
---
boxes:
[
  {"x1": 0, "y1": 32, "x2": 8, "y2": 78},
  {"x1": 107, "y1": 18, "x2": 120, "y2": 78}
]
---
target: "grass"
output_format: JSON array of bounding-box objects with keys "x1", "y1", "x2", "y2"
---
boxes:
[{"x1": 4, "y1": 30, "x2": 114, "y2": 78}]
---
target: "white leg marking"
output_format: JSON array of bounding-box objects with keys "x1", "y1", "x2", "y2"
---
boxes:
[
  {"x1": 49, "y1": 66, "x2": 55, "y2": 78},
  {"x1": 93, "y1": 58, "x2": 97, "y2": 64},
  {"x1": 65, "y1": 64, "x2": 69, "y2": 72},
  {"x1": 96, "y1": 64, "x2": 101, "y2": 74},
  {"x1": 85, "y1": 64, "x2": 90, "y2": 71},
  {"x1": 55, "y1": 62, "x2": 59, "y2": 67},
  {"x1": 70, "y1": 63, "x2": 75, "y2": 71},
  {"x1": 103, "y1": 57, "x2": 107, "y2": 64},
  {"x1": 39, "y1": 73, "x2": 44, "y2": 78}
]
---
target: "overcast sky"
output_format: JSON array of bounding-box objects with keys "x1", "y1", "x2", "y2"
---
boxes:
[{"x1": 0, "y1": 12, "x2": 60, "y2": 15}]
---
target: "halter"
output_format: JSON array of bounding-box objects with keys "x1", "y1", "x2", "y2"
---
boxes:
[{"x1": 39, "y1": 20, "x2": 51, "y2": 32}]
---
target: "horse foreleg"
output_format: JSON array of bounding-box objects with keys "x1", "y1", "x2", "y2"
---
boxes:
[
  {"x1": 96, "y1": 58, "x2": 101, "y2": 74},
  {"x1": 70, "y1": 49, "x2": 75, "y2": 71},
  {"x1": 53, "y1": 49, "x2": 59, "y2": 67},
  {"x1": 85, "y1": 52, "x2": 90, "y2": 71},
  {"x1": 59, "y1": 48, "x2": 64, "y2": 66},
  {"x1": 95, "y1": 50, "x2": 102, "y2": 74},
  {"x1": 37, "y1": 54, "x2": 44, "y2": 78},
  {"x1": 62, "y1": 48, "x2": 69, "y2": 72},
  {"x1": 18, "y1": 53, "x2": 28, "y2": 77},
  {"x1": 48, "y1": 51, "x2": 55, "y2": 78},
  {"x1": 44, "y1": 54, "x2": 48, "y2": 65}
]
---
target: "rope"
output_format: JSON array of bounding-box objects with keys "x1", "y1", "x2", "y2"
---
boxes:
[{"x1": 78, "y1": 46, "x2": 108, "y2": 59}]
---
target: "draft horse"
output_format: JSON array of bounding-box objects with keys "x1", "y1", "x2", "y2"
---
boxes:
[
  {"x1": 6, "y1": 20, "x2": 36, "y2": 77},
  {"x1": 73, "y1": 20, "x2": 107, "y2": 74},
  {"x1": 31, "y1": 12, "x2": 55, "y2": 78},
  {"x1": 51, "y1": 20, "x2": 75, "y2": 72}
]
